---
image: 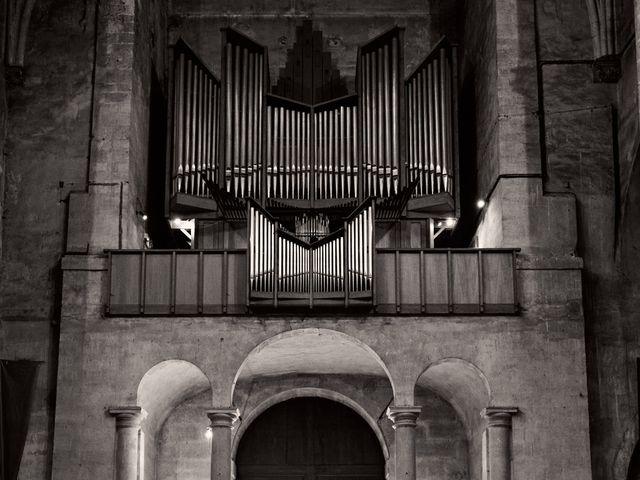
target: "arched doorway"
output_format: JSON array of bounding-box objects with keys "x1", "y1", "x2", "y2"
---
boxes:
[{"x1": 236, "y1": 397, "x2": 385, "y2": 480}]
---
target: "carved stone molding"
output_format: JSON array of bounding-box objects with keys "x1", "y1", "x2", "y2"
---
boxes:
[
  {"x1": 386, "y1": 405, "x2": 421, "y2": 428},
  {"x1": 207, "y1": 407, "x2": 241, "y2": 429}
]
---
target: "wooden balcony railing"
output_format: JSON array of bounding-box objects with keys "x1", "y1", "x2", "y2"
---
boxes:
[
  {"x1": 106, "y1": 247, "x2": 519, "y2": 315},
  {"x1": 375, "y1": 248, "x2": 518, "y2": 314},
  {"x1": 106, "y1": 249, "x2": 247, "y2": 315}
]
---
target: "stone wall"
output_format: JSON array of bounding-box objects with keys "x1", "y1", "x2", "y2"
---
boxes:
[
  {"x1": 0, "y1": 1, "x2": 96, "y2": 479},
  {"x1": 51, "y1": 246, "x2": 593, "y2": 479},
  {"x1": 535, "y1": 1, "x2": 640, "y2": 478},
  {"x1": 168, "y1": 0, "x2": 461, "y2": 94}
]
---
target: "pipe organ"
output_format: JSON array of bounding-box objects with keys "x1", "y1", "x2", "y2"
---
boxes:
[
  {"x1": 405, "y1": 38, "x2": 457, "y2": 197},
  {"x1": 164, "y1": 22, "x2": 460, "y2": 308},
  {"x1": 358, "y1": 28, "x2": 403, "y2": 198},
  {"x1": 221, "y1": 29, "x2": 267, "y2": 199},
  {"x1": 170, "y1": 40, "x2": 221, "y2": 199},
  {"x1": 167, "y1": 25, "x2": 458, "y2": 209},
  {"x1": 248, "y1": 199, "x2": 374, "y2": 307}
]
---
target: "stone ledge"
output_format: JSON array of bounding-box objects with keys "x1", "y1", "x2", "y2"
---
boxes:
[
  {"x1": 61, "y1": 254, "x2": 108, "y2": 271},
  {"x1": 516, "y1": 252, "x2": 583, "y2": 270}
]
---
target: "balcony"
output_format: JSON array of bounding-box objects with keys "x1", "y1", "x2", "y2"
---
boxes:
[{"x1": 106, "y1": 247, "x2": 518, "y2": 316}]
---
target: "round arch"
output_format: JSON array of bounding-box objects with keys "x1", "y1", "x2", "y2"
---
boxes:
[
  {"x1": 230, "y1": 328, "x2": 395, "y2": 404},
  {"x1": 414, "y1": 357, "x2": 491, "y2": 435},
  {"x1": 232, "y1": 388, "x2": 390, "y2": 460},
  {"x1": 137, "y1": 359, "x2": 212, "y2": 435}
]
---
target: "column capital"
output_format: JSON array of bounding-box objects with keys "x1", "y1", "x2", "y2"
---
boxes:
[
  {"x1": 108, "y1": 406, "x2": 147, "y2": 429},
  {"x1": 481, "y1": 406, "x2": 519, "y2": 427},
  {"x1": 386, "y1": 405, "x2": 421, "y2": 428},
  {"x1": 207, "y1": 407, "x2": 240, "y2": 428}
]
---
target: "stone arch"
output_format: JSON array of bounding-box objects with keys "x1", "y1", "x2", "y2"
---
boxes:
[
  {"x1": 231, "y1": 387, "x2": 390, "y2": 461},
  {"x1": 230, "y1": 328, "x2": 396, "y2": 404},
  {"x1": 137, "y1": 359, "x2": 212, "y2": 435},
  {"x1": 414, "y1": 357, "x2": 491, "y2": 436}
]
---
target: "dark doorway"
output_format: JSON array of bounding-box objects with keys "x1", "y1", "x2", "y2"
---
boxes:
[{"x1": 236, "y1": 397, "x2": 385, "y2": 480}]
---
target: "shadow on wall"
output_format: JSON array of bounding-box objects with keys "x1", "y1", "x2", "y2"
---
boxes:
[{"x1": 450, "y1": 68, "x2": 478, "y2": 247}]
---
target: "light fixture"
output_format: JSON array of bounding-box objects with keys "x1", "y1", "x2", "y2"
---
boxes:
[
  {"x1": 136, "y1": 210, "x2": 148, "y2": 221},
  {"x1": 445, "y1": 217, "x2": 456, "y2": 228},
  {"x1": 205, "y1": 426, "x2": 213, "y2": 440},
  {"x1": 476, "y1": 199, "x2": 486, "y2": 209}
]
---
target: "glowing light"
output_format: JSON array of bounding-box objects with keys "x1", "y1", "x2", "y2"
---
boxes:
[
  {"x1": 205, "y1": 427, "x2": 213, "y2": 440},
  {"x1": 445, "y1": 218, "x2": 456, "y2": 228},
  {"x1": 142, "y1": 214, "x2": 148, "y2": 221},
  {"x1": 476, "y1": 199, "x2": 486, "y2": 209}
]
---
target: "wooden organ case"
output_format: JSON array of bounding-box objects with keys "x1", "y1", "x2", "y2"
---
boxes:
[{"x1": 164, "y1": 21, "x2": 461, "y2": 310}]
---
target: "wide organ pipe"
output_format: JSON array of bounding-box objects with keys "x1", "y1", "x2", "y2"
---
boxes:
[{"x1": 170, "y1": 41, "x2": 221, "y2": 199}]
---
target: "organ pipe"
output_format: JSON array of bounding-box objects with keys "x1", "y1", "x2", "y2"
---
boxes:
[
  {"x1": 169, "y1": 41, "x2": 222, "y2": 199},
  {"x1": 248, "y1": 199, "x2": 374, "y2": 302},
  {"x1": 170, "y1": 30, "x2": 457, "y2": 217},
  {"x1": 404, "y1": 37, "x2": 456, "y2": 198}
]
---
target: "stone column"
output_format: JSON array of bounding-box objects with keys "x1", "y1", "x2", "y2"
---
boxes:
[
  {"x1": 481, "y1": 407, "x2": 519, "y2": 480},
  {"x1": 208, "y1": 407, "x2": 240, "y2": 480},
  {"x1": 387, "y1": 406, "x2": 421, "y2": 480},
  {"x1": 108, "y1": 406, "x2": 146, "y2": 480}
]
